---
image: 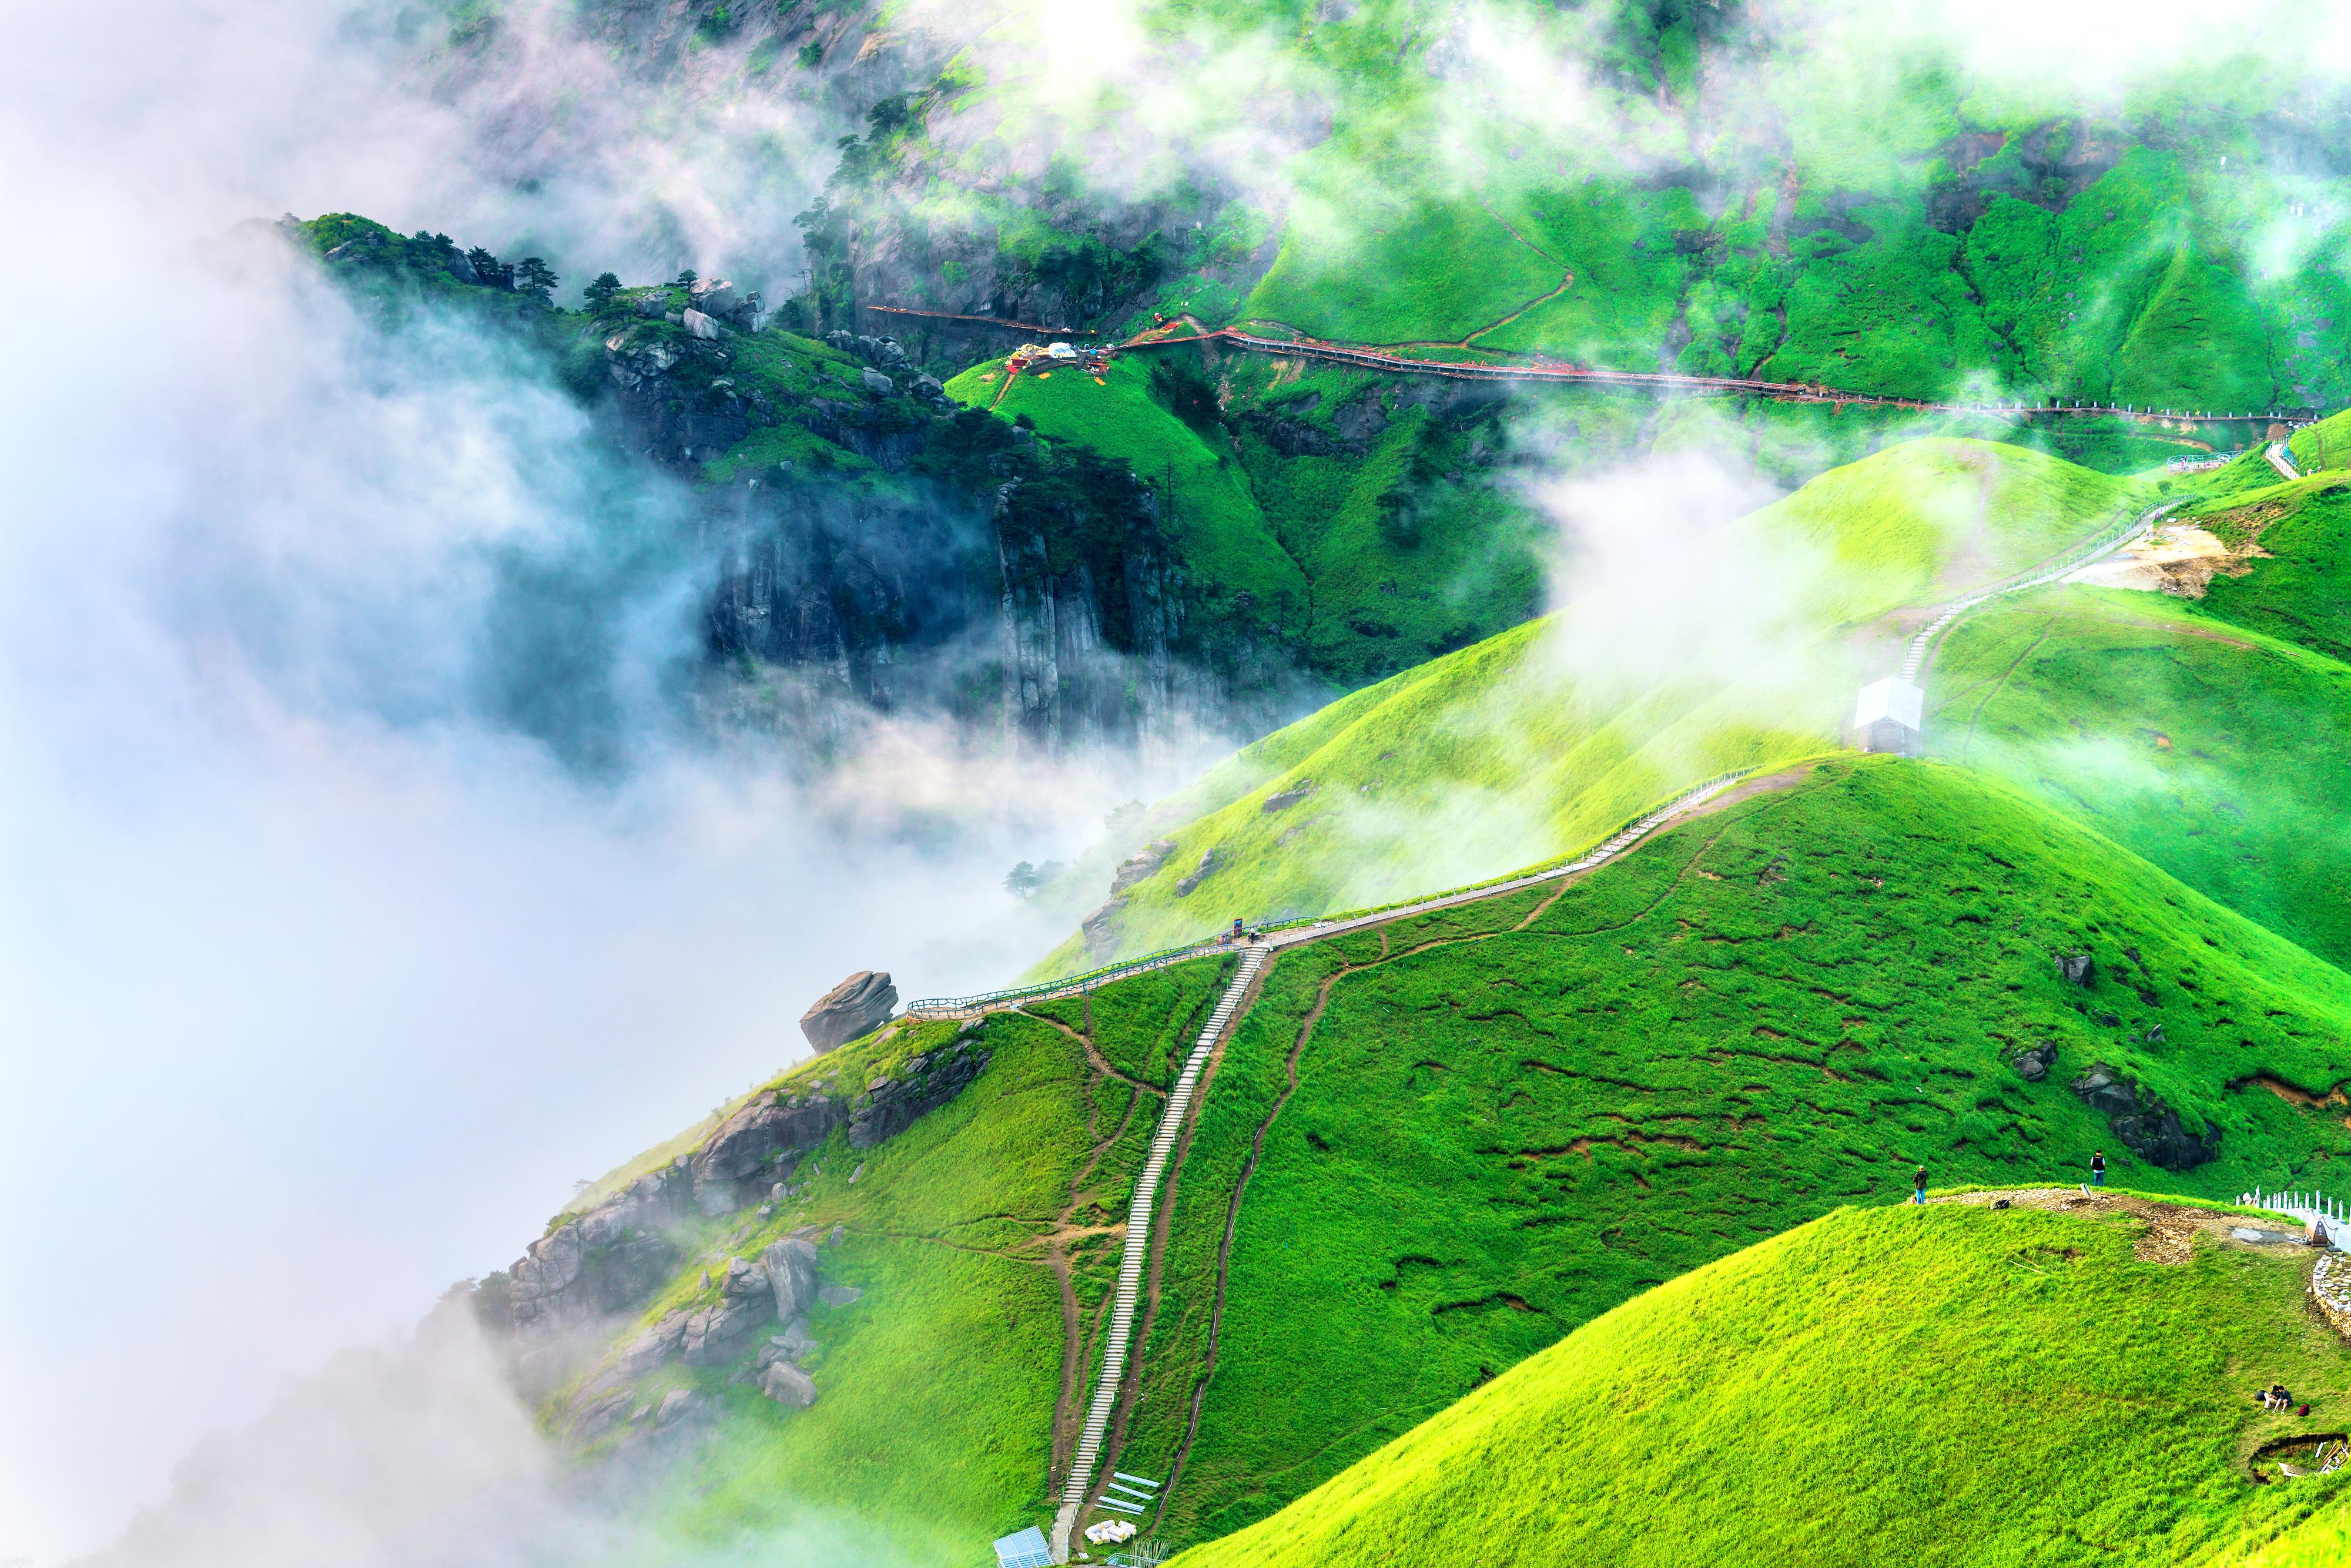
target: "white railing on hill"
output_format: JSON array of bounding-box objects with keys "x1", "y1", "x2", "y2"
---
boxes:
[
  {"x1": 1049, "y1": 946, "x2": 1267, "y2": 1562},
  {"x1": 909, "y1": 768, "x2": 1757, "y2": 1021},
  {"x1": 2241, "y1": 1187, "x2": 2347, "y2": 1237},
  {"x1": 1898, "y1": 501, "x2": 2183, "y2": 683}
]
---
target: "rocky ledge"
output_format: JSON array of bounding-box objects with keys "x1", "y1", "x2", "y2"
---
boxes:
[{"x1": 500, "y1": 1027, "x2": 991, "y2": 1394}]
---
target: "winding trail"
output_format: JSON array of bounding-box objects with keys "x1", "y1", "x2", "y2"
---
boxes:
[{"x1": 871, "y1": 297, "x2": 2318, "y2": 429}]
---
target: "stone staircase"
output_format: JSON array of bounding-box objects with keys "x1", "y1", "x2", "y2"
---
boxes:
[{"x1": 1050, "y1": 944, "x2": 1268, "y2": 1561}]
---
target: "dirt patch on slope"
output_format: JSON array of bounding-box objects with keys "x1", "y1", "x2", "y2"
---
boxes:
[
  {"x1": 2068, "y1": 525, "x2": 2242, "y2": 597},
  {"x1": 1932, "y1": 1187, "x2": 2313, "y2": 1265}
]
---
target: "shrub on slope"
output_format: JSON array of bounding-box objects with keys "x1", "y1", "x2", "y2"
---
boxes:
[
  {"x1": 1928, "y1": 585, "x2": 2351, "y2": 970},
  {"x1": 1114, "y1": 758, "x2": 2351, "y2": 1546},
  {"x1": 1173, "y1": 1200, "x2": 2351, "y2": 1568}
]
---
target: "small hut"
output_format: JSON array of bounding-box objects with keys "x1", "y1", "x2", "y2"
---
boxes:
[{"x1": 1853, "y1": 676, "x2": 1924, "y2": 756}]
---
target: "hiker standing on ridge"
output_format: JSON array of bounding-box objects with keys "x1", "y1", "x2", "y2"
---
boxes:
[
  {"x1": 2091, "y1": 1150, "x2": 2106, "y2": 1187},
  {"x1": 1911, "y1": 1166, "x2": 1928, "y2": 1205}
]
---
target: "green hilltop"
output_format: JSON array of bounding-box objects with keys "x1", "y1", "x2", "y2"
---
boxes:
[
  {"x1": 498, "y1": 756, "x2": 2351, "y2": 1563},
  {"x1": 1174, "y1": 1197, "x2": 2351, "y2": 1568},
  {"x1": 1032, "y1": 435, "x2": 2149, "y2": 971}
]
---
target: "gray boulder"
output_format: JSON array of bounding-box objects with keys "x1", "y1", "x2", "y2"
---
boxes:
[
  {"x1": 799, "y1": 971, "x2": 897, "y2": 1052},
  {"x1": 1111, "y1": 839, "x2": 1178, "y2": 894},
  {"x1": 682, "y1": 308, "x2": 722, "y2": 340},
  {"x1": 679, "y1": 1296, "x2": 771, "y2": 1366},
  {"x1": 1175, "y1": 848, "x2": 1221, "y2": 897},
  {"x1": 2070, "y1": 1063, "x2": 2221, "y2": 1170},
  {"x1": 615, "y1": 1310, "x2": 688, "y2": 1378},
  {"x1": 655, "y1": 1388, "x2": 702, "y2": 1428},
  {"x1": 860, "y1": 367, "x2": 896, "y2": 396},
  {"x1": 1081, "y1": 899, "x2": 1127, "y2": 961},
  {"x1": 2009, "y1": 1041, "x2": 2058, "y2": 1082},
  {"x1": 762, "y1": 1238, "x2": 821, "y2": 1322},
  {"x1": 2057, "y1": 951, "x2": 2095, "y2": 987},
  {"x1": 1262, "y1": 779, "x2": 1316, "y2": 813},
  {"x1": 760, "y1": 1361, "x2": 818, "y2": 1408},
  {"x1": 819, "y1": 1285, "x2": 863, "y2": 1308}
]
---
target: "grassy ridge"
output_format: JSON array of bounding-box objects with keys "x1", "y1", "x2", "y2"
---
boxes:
[
  {"x1": 1118, "y1": 757, "x2": 2351, "y2": 1547},
  {"x1": 1173, "y1": 1200, "x2": 2351, "y2": 1568},
  {"x1": 1043, "y1": 438, "x2": 2144, "y2": 970},
  {"x1": 1927, "y1": 585, "x2": 2351, "y2": 970},
  {"x1": 943, "y1": 353, "x2": 1311, "y2": 635}
]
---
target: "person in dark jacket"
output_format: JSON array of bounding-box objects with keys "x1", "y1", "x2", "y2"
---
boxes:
[
  {"x1": 2091, "y1": 1151, "x2": 2106, "y2": 1187},
  {"x1": 1911, "y1": 1166, "x2": 1928, "y2": 1205}
]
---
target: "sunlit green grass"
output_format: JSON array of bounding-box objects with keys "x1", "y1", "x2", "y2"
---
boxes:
[
  {"x1": 1928, "y1": 585, "x2": 2351, "y2": 970},
  {"x1": 1174, "y1": 1198, "x2": 2351, "y2": 1568},
  {"x1": 1123, "y1": 756, "x2": 2351, "y2": 1547}
]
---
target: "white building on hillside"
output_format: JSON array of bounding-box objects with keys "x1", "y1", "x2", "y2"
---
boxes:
[{"x1": 1853, "y1": 676, "x2": 1924, "y2": 756}]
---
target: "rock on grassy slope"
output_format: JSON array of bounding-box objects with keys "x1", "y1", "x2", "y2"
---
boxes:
[
  {"x1": 1170, "y1": 1196, "x2": 2351, "y2": 1568},
  {"x1": 475, "y1": 957, "x2": 1237, "y2": 1563},
  {"x1": 1038, "y1": 437, "x2": 2148, "y2": 969},
  {"x1": 1103, "y1": 756, "x2": 2351, "y2": 1547},
  {"x1": 468, "y1": 756, "x2": 2351, "y2": 1563}
]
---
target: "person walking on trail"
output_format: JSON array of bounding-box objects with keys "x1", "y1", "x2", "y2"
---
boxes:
[
  {"x1": 1911, "y1": 1166, "x2": 1928, "y2": 1205},
  {"x1": 2091, "y1": 1150, "x2": 2106, "y2": 1187}
]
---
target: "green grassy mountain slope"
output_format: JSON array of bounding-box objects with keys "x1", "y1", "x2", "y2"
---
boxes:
[
  {"x1": 495, "y1": 954, "x2": 1235, "y2": 1563},
  {"x1": 1173, "y1": 1197, "x2": 2351, "y2": 1568},
  {"x1": 483, "y1": 756, "x2": 2351, "y2": 1565},
  {"x1": 1106, "y1": 756, "x2": 2351, "y2": 1547},
  {"x1": 1044, "y1": 438, "x2": 2145, "y2": 969},
  {"x1": 1925, "y1": 427, "x2": 2351, "y2": 970}
]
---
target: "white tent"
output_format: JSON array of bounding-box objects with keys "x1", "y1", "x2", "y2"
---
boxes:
[{"x1": 1853, "y1": 676, "x2": 1924, "y2": 755}]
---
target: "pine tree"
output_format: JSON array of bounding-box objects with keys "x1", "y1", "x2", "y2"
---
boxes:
[
  {"x1": 583, "y1": 272, "x2": 624, "y2": 310},
  {"x1": 514, "y1": 257, "x2": 558, "y2": 303}
]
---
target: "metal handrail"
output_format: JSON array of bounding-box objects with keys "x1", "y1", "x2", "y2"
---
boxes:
[{"x1": 1244, "y1": 766, "x2": 1756, "y2": 936}]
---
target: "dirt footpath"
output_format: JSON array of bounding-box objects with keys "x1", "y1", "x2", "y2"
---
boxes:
[{"x1": 1931, "y1": 1187, "x2": 2315, "y2": 1265}]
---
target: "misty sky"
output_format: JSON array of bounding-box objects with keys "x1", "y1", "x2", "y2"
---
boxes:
[
  {"x1": 4, "y1": 0, "x2": 2349, "y2": 1561},
  {"x1": 0, "y1": 2, "x2": 1198, "y2": 1560}
]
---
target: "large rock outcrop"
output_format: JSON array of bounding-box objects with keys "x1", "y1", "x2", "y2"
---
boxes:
[
  {"x1": 689, "y1": 1090, "x2": 848, "y2": 1214},
  {"x1": 800, "y1": 971, "x2": 897, "y2": 1053},
  {"x1": 2071, "y1": 1064, "x2": 2221, "y2": 1170},
  {"x1": 848, "y1": 1035, "x2": 993, "y2": 1148}
]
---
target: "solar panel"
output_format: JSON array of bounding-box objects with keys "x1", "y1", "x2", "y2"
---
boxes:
[{"x1": 993, "y1": 1526, "x2": 1053, "y2": 1568}]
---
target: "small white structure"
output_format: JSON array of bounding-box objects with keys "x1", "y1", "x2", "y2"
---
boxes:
[
  {"x1": 1046, "y1": 341, "x2": 1079, "y2": 359},
  {"x1": 994, "y1": 1527, "x2": 1054, "y2": 1568},
  {"x1": 1085, "y1": 1519, "x2": 1138, "y2": 1545},
  {"x1": 1853, "y1": 676, "x2": 1924, "y2": 756}
]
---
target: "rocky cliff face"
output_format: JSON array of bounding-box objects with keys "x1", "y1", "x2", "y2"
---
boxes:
[
  {"x1": 495, "y1": 1026, "x2": 993, "y2": 1419},
  {"x1": 663, "y1": 329, "x2": 1277, "y2": 748}
]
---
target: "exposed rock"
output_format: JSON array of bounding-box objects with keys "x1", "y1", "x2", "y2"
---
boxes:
[
  {"x1": 800, "y1": 971, "x2": 898, "y2": 1053},
  {"x1": 1262, "y1": 779, "x2": 1315, "y2": 813},
  {"x1": 614, "y1": 1310, "x2": 688, "y2": 1379},
  {"x1": 860, "y1": 367, "x2": 897, "y2": 396},
  {"x1": 1081, "y1": 898, "x2": 1128, "y2": 961},
  {"x1": 635, "y1": 293, "x2": 667, "y2": 318},
  {"x1": 507, "y1": 1169, "x2": 688, "y2": 1344},
  {"x1": 690, "y1": 277, "x2": 758, "y2": 326},
  {"x1": 762, "y1": 1238, "x2": 821, "y2": 1323},
  {"x1": 2057, "y1": 951, "x2": 2096, "y2": 987},
  {"x1": 760, "y1": 1361, "x2": 818, "y2": 1408},
  {"x1": 680, "y1": 1296, "x2": 771, "y2": 1366},
  {"x1": 849, "y1": 1038, "x2": 992, "y2": 1148},
  {"x1": 1174, "y1": 847, "x2": 1221, "y2": 897},
  {"x1": 2009, "y1": 1041, "x2": 2058, "y2": 1082},
  {"x1": 682, "y1": 307, "x2": 722, "y2": 340},
  {"x1": 819, "y1": 1285, "x2": 864, "y2": 1308},
  {"x1": 2070, "y1": 1063, "x2": 2138, "y2": 1119},
  {"x1": 2071, "y1": 1063, "x2": 2221, "y2": 1170},
  {"x1": 1111, "y1": 839, "x2": 1178, "y2": 894},
  {"x1": 721, "y1": 1254, "x2": 769, "y2": 1298},
  {"x1": 655, "y1": 1387, "x2": 702, "y2": 1428}
]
